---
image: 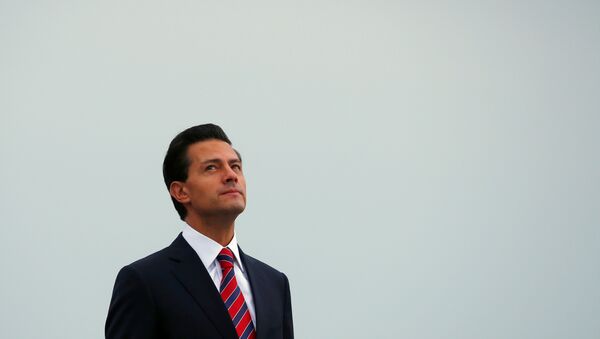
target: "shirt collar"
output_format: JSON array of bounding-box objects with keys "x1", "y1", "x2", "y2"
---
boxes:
[{"x1": 181, "y1": 222, "x2": 245, "y2": 273}]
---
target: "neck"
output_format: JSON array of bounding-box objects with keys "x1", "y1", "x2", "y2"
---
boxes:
[{"x1": 185, "y1": 213, "x2": 236, "y2": 246}]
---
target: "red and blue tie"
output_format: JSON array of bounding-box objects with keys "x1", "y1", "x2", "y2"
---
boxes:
[{"x1": 217, "y1": 247, "x2": 257, "y2": 339}]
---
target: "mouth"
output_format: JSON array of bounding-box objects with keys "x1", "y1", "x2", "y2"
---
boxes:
[{"x1": 221, "y1": 189, "x2": 242, "y2": 196}]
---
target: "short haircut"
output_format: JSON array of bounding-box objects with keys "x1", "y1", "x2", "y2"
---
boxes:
[{"x1": 162, "y1": 124, "x2": 237, "y2": 220}]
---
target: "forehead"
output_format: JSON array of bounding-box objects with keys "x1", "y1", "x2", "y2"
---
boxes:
[{"x1": 186, "y1": 139, "x2": 239, "y2": 162}]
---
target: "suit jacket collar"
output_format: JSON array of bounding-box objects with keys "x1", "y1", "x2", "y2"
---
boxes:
[
  {"x1": 167, "y1": 233, "x2": 274, "y2": 339},
  {"x1": 238, "y1": 247, "x2": 271, "y2": 339},
  {"x1": 166, "y1": 234, "x2": 239, "y2": 339}
]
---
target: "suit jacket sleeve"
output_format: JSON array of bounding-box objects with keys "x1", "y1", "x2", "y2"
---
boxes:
[
  {"x1": 105, "y1": 266, "x2": 158, "y2": 339},
  {"x1": 283, "y1": 273, "x2": 294, "y2": 339}
]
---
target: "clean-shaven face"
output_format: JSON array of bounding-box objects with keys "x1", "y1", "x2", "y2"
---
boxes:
[{"x1": 182, "y1": 139, "x2": 246, "y2": 218}]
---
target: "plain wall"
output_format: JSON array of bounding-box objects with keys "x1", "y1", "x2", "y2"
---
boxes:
[{"x1": 1, "y1": 1, "x2": 599, "y2": 338}]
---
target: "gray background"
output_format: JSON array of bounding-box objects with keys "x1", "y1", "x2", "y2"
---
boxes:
[{"x1": 1, "y1": 1, "x2": 599, "y2": 338}]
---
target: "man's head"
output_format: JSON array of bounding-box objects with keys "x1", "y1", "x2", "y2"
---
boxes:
[{"x1": 163, "y1": 124, "x2": 245, "y2": 221}]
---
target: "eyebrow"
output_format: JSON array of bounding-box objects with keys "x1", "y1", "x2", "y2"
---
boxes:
[{"x1": 200, "y1": 158, "x2": 242, "y2": 164}]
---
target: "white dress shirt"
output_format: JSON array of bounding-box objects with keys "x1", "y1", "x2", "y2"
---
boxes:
[{"x1": 181, "y1": 223, "x2": 256, "y2": 326}]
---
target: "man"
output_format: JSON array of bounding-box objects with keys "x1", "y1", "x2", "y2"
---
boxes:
[{"x1": 106, "y1": 124, "x2": 293, "y2": 339}]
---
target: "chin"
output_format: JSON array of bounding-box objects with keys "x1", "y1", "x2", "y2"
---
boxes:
[{"x1": 222, "y1": 204, "x2": 246, "y2": 215}]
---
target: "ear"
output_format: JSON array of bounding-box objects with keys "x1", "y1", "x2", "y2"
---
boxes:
[{"x1": 169, "y1": 181, "x2": 190, "y2": 204}]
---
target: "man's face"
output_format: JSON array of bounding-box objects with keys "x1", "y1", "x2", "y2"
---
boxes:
[{"x1": 178, "y1": 139, "x2": 246, "y2": 219}]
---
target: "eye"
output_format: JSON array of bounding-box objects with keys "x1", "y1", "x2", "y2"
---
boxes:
[
  {"x1": 231, "y1": 164, "x2": 242, "y2": 171},
  {"x1": 205, "y1": 164, "x2": 217, "y2": 171}
]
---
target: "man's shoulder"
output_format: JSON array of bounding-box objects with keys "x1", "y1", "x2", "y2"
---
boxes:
[
  {"x1": 120, "y1": 235, "x2": 186, "y2": 274},
  {"x1": 241, "y1": 249, "x2": 288, "y2": 280},
  {"x1": 128, "y1": 246, "x2": 171, "y2": 269},
  {"x1": 115, "y1": 247, "x2": 172, "y2": 285}
]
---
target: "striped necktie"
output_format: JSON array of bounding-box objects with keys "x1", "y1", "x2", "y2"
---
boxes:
[{"x1": 217, "y1": 247, "x2": 257, "y2": 339}]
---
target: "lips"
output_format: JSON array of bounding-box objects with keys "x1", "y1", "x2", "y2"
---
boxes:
[{"x1": 220, "y1": 189, "x2": 242, "y2": 196}]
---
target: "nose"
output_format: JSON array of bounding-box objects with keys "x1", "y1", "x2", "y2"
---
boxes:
[{"x1": 223, "y1": 165, "x2": 238, "y2": 183}]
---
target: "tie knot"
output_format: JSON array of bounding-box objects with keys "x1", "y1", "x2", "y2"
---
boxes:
[{"x1": 217, "y1": 247, "x2": 235, "y2": 270}]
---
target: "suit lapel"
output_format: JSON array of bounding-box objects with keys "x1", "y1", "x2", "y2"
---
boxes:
[
  {"x1": 167, "y1": 234, "x2": 238, "y2": 339},
  {"x1": 239, "y1": 247, "x2": 269, "y2": 339}
]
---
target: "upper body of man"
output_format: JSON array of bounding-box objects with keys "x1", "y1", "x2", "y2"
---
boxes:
[{"x1": 105, "y1": 124, "x2": 293, "y2": 339}]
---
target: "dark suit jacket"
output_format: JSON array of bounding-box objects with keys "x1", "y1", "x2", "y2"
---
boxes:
[{"x1": 106, "y1": 234, "x2": 293, "y2": 339}]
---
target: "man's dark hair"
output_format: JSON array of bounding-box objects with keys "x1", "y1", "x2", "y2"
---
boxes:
[{"x1": 162, "y1": 123, "x2": 236, "y2": 220}]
